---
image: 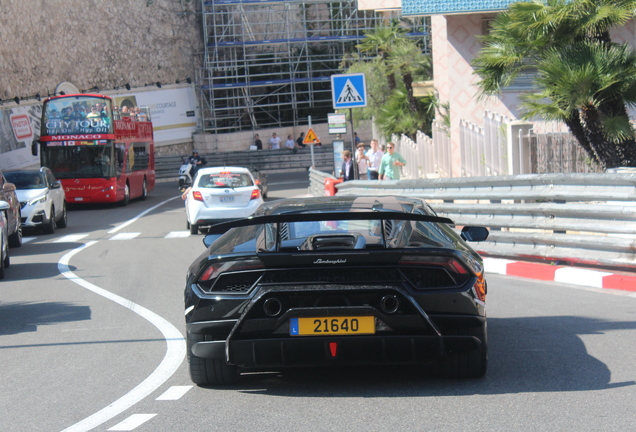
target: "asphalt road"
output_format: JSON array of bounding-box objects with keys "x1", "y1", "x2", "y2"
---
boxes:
[{"x1": 1, "y1": 171, "x2": 635, "y2": 432}]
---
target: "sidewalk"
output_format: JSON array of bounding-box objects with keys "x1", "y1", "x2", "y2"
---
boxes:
[{"x1": 483, "y1": 257, "x2": 636, "y2": 292}]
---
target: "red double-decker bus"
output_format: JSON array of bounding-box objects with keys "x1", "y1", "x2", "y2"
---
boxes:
[{"x1": 34, "y1": 94, "x2": 155, "y2": 204}]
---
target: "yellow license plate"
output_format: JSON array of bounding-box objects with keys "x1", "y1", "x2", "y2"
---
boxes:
[{"x1": 290, "y1": 316, "x2": 375, "y2": 336}]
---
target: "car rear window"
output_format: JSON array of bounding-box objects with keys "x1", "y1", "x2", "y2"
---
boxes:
[{"x1": 198, "y1": 172, "x2": 253, "y2": 188}]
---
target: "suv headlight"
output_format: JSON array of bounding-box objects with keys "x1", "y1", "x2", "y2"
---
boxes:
[{"x1": 27, "y1": 195, "x2": 47, "y2": 206}]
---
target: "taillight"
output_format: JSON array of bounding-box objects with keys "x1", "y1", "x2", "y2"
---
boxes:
[
  {"x1": 250, "y1": 188, "x2": 260, "y2": 200},
  {"x1": 473, "y1": 272, "x2": 487, "y2": 302},
  {"x1": 399, "y1": 255, "x2": 469, "y2": 274},
  {"x1": 199, "y1": 259, "x2": 264, "y2": 282},
  {"x1": 254, "y1": 179, "x2": 261, "y2": 185},
  {"x1": 193, "y1": 191, "x2": 203, "y2": 201}
]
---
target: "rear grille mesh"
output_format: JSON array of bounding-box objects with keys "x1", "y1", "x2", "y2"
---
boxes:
[{"x1": 204, "y1": 266, "x2": 463, "y2": 293}]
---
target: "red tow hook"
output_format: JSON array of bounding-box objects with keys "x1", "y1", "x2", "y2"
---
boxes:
[{"x1": 329, "y1": 342, "x2": 338, "y2": 358}]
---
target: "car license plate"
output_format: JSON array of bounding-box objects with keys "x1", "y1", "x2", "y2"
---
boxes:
[
  {"x1": 219, "y1": 195, "x2": 235, "y2": 203},
  {"x1": 290, "y1": 316, "x2": 375, "y2": 336}
]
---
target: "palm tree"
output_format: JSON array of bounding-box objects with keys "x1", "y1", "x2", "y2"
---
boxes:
[
  {"x1": 357, "y1": 20, "x2": 408, "y2": 90},
  {"x1": 473, "y1": 0, "x2": 636, "y2": 168},
  {"x1": 387, "y1": 40, "x2": 432, "y2": 113}
]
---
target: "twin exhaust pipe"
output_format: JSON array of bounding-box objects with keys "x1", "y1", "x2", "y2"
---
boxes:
[{"x1": 262, "y1": 295, "x2": 400, "y2": 317}]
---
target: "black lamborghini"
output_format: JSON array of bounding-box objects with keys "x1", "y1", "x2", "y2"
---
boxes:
[{"x1": 184, "y1": 196, "x2": 489, "y2": 386}]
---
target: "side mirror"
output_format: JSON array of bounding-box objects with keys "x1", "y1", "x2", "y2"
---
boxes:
[
  {"x1": 51, "y1": 182, "x2": 62, "y2": 189},
  {"x1": 0, "y1": 201, "x2": 10, "y2": 211},
  {"x1": 460, "y1": 226, "x2": 489, "y2": 242},
  {"x1": 32, "y1": 140, "x2": 39, "y2": 156}
]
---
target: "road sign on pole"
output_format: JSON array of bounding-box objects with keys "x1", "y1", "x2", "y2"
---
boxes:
[{"x1": 331, "y1": 73, "x2": 367, "y2": 109}]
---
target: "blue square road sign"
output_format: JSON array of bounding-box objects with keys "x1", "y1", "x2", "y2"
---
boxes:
[{"x1": 331, "y1": 73, "x2": 367, "y2": 109}]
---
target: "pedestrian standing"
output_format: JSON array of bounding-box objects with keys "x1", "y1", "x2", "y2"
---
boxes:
[
  {"x1": 285, "y1": 135, "x2": 296, "y2": 149},
  {"x1": 269, "y1": 133, "x2": 281, "y2": 150},
  {"x1": 340, "y1": 150, "x2": 354, "y2": 181},
  {"x1": 378, "y1": 142, "x2": 406, "y2": 180},
  {"x1": 366, "y1": 139, "x2": 384, "y2": 180},
  {"x1": 296, "y1": 132, "x2": 306, "y2": 148},
  {"x1": 356, "y1": 143, "x2": 369, "y2": 179},
  {"x1": 254, "y1": 134, "x2": 263, "y2": 150}
]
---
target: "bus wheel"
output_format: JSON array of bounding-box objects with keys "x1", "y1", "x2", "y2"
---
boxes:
[
  {"x1": 141, "y1": 179, "x2": 148, "y2": 200},
  {"x1": 121, "y1": 183, "x2": 130, "y2": 206}
]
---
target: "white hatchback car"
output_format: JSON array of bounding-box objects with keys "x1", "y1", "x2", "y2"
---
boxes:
[
  {"x1": 4, "y1": 167, "x2": 68, "y2": 234},
  {"x1": 185, "y1": 166, "x2": 264, "y2": 234}
]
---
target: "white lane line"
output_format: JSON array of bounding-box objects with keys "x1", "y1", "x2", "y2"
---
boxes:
[
  {"x1": 55, "y1": 234, "x2": 89, "y2": 243},
  {"x1": 109, "y1": 232, "x2": 141, "y2": 241},
  {"x1": 155, "y1": 385, "x2": 193, "y2": 401},
  {"x1": 21, "y1": 237, "x2": 36, "y2": 244},
  {"x1": 58, "y1": 242, "x2": 185, "y2": 432},
  {"x1": 107, "y1": 414, "x2": 157, "y2": 431},
  {"x1": 108, "y1": 196, "x2": 181, "y2": 234},
  {"x1": 164, "y1": 231, "x2": 191, "y2": 238}
]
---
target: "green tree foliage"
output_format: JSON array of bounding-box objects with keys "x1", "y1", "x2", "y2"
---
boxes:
[
  {"x1": 341, "y1": 22, "x2": 436, "y2": 140},
  {"x1": 473, "y1": 0, "x2": 636, "y2": 169}
]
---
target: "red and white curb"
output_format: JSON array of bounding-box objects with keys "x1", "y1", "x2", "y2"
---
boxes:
[{"x1": 483, "y1": 257, "x2": 636, "y2": 292}]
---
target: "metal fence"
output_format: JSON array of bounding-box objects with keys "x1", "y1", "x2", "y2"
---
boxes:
[
  {"x1": 308, "y1": 167, "x2": 636, "y2": 269},
  {"x1": 155, "y1": 144, "x2": 335, "y2": 180}
]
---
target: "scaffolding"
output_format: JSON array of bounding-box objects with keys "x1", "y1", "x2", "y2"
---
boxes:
[{"x1": 198, "y1": 0, "x2": 428, "y2": 134}]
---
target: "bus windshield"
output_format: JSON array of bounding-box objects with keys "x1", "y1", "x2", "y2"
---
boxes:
[
  {"x1": 42, "y1": 96, "x2": 113, "y2": 136},
  {"x1": 41, "y1": 142, "x2": 116, "y2": 179}
]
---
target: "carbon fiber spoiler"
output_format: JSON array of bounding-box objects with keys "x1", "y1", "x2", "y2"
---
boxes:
[{"x1": 207, "y1": 211, "x2": 454, "y2": 235}]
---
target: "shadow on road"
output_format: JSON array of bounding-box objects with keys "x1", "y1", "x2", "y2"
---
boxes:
[
  {"x1": 0, "y1": 301, "x2": 91, "y2": 336},
  {"x1": 214, "y1": 315, "x2": 636, "y2": 396}
]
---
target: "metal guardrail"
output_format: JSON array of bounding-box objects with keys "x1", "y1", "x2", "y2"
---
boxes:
[
  {"x1": 156, "y1": 145, "x2": 334, "y2": 180},
  {"x1": 308, "y1": 168, "x2": 636, "y2": 270}
]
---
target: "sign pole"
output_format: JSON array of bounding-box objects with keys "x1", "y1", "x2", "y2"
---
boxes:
[
  {"x1": 350, "y1": 108, "x2": 359, "y2": 180},
  {"x1": 308, "y1": 115, "x2": 315, "y2": 167}
]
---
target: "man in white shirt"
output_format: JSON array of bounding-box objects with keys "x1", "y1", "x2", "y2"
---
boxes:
[
  {"x1": 269, "y1": 133, "x2": 281, "y2": 149},
  {"x1": 366, "y1": 139, "x2": 384, "y2": 180}
]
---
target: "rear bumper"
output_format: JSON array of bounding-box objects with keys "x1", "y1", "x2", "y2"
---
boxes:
[{"x1": 191, "y1": 333, "x2": 481, "y2": 368}]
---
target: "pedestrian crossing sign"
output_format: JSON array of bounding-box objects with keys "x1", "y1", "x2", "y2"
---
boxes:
[
  {"x1": 303, "y1": 128, "x2": 320, "y2": 144},
  {"x1": 331, "y1": 73, "x2": 367, "y2": 109}
]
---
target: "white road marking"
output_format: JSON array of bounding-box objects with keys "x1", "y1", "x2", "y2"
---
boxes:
[
  {"x1": 107, "y1": 414, "x2": 157, "y2": 431},
  {"x1": 59, "y1": 203, "x2": 187, "y2": 432},
  {"x1": 21, "y1": 237, "x2": 36, "y2": 244},
  {"x1": 155, "y1": 385, "x2": 193, "y2": 401},
  {"x1": 164, "y1": 231, "x2": 191, "y2": 238},
  {"x1": 54, "y1": 234, "x2": 89, "y2": 243},
  {"x1": 109, "y1": 232, "x2": 141, "y2": 240},
  {"x1": 108, "y1": 196, "x2": 181, "y2": 234}
]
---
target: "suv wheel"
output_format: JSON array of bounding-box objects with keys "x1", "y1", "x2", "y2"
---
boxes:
[
  {"x1": 43, "y1": 206, "x2": 56, "y2": 234},
  {"x1": 8, "y1": 217, "x2": 22, "y2": 248},
  {"x1": 56, "y1": 203, "x2": 68, "y2": 228}
]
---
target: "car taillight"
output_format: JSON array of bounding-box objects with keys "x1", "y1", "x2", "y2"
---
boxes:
[
  {"x1": 473, "y1": 272, "x2": 487, "y2": 302},
  {"x1": 398, "y1": 255, "x2": 469, "y2": 274},
  {"x1": 193, "y1": 191, "x2": 203, "y2": 202},
  {"x1": 254, "y1": 179, "x2": 261, "y2": 185},
  {"x1": 250, "y1": 188, "x2": 260, "y2": 200},
  {"x1": 199, "y1": 259, "x2": 265, "y2": 282}
]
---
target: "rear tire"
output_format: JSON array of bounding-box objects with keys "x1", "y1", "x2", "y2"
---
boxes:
[
  {"x1": 187, "y1": 333, "x2": 239, "y2": 386},
  {"x1": 43, "y1": 206, "x2": 56, "y2": 234},
  {"x1": 441, "y1": 324, "x2": 488, "y2": 379},
  {"x1": 190, "y1": 223, "x2": 198, "y2": 235},
  {"x1": 8, "y1": 214, "x2": 22, "y2": 248},
  {"x1": 0, "y1": 244, "x2": 7, "y2": 280}
]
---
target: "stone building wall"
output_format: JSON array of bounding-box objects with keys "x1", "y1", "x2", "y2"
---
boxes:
[{"x1": 0, "y1": 0, "x2": 202, "y2": 102}]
